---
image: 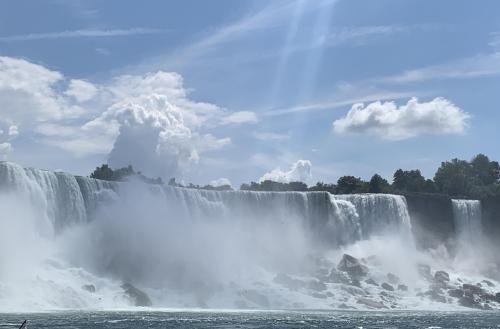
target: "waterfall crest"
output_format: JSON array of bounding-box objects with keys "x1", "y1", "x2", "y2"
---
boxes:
[{"x1": 451, "y1": 199, "x2": 482, "y2": 243}]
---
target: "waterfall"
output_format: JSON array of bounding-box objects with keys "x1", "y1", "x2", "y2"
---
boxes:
[
  {"x1": 451, "y1": 199, "x2": 482, "y2": 243},
  {"x1": 335, "y1": 194, "x2": 413, "y2": 239}
]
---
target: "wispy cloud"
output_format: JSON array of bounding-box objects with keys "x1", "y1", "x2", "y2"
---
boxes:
[{"x1": 0, "y1": 28, "x2": 168, "y2": 42}]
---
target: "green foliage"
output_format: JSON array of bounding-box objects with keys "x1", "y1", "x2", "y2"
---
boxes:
[
  {"x1": 336, "y1": 176, "x2": 368, "y2": 194},
  {"x1": 368, "y1": 174, "x2": 391, "y2": 193},
  {"x1": 90, "y1": 164, "x2": 163, "y2": 185},
  {"x1": 392, "y1": 169, "x2": 436, "y2": 193},
  {"x1": 240, "y1": 180, "x2": 308, "y2": 192}
]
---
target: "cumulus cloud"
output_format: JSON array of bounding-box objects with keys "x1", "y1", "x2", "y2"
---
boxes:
[
  {"x1": 332, "y1": 97, "x2": 470, "y2": 140},
  {"x1": 0, "y1": 56, "x2": 254, "y2": 178},
  {"x1": 259, "y1": 160, "x2": 312, "y2": 183},
  {"x1": 0, "y1": 121, "x2": 17, "y2": 159},
  {"x1": 209, "y1": 177, "x2": 232, "y2": 187}
]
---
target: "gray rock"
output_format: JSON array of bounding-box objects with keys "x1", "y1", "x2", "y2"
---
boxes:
[
  {"x1": 82, "y1": 284, "x2": 96, "y2": 293},
  {"x1": 311, "y1": 292, "x2": 327, "y2": 299},
  {"x1": 495, "y1": 292, "x2": 500, "y2": 303},
  {"x1": 121, "y1": 283, "x2": 152, "y2": 307},
  {"x1": 463, "y1": 283, "x2": 484, "y2": 295},
  {"x1": 387, "y1": 273, "x2": 400, "y2": 285},
  {"x1": 381, "y1": 283, "x2": 394, "y2": 291},
  {"x1": 459, "y1": 295, "x2": 479, "y2": 308},
  {"x1": 448, "y1": 289, "x2": 464, "y2": 298},
  {"x1": 434, "y1": 270, "x2": 450, "y2": 283},
  {"x1": 337, "y1": 254, "x2": 369, "y2": 278},
  {"x1": 397, "y1": 284, "x2": 408, "y2": 292},
  {"x1": 482, "y1": 280, "x2": 495, "y2": 287},
  {"x1": 365, "y1": 278, "x2": 379, "y2": 286},
  {"x1": 341, "y1": 284, "x2": 366, "y2": 296},
  {"x1": 417, "y1": 264, "x2": 432, "y2": 280},
  {"x1": 327, "y1": 269, "x2": 352, "y2": 284},
  {"x1": 425, "y1": 289, "x2": 446, "y2": 303}
]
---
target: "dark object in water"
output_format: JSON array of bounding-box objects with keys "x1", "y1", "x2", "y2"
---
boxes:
[{"x1": 18, "y1": 320, "x2": 27, "y2": 329}]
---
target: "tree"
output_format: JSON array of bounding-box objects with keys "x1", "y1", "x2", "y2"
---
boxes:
[
  {"x1": 336, "y1": 176, "x2": 367, "y2": 194},
  {"x1": 433, "y1": 159, "x2": 472, "y2": 197},
  {"x1": 392, "y1": 169, "x2": 429, "y2": 192},
  {"x1": 368, "y1": 174, "x2": 390, "y2": 193},
  {"x1": 308, "y1": 182, "x2": 336, "y2": 194},
  {"x1": 470, "y1": 154, "x2": 500, "y2": 186}
]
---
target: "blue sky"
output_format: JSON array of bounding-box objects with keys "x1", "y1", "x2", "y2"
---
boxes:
[{"x1": 1, "y1": 0, "x2": 500, "y2": 187}]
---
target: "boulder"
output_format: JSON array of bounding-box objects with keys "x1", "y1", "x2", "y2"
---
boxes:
[
  {"x1": 365, "y1": 278, "x2": 379, "y2": 286},
  {"x1": 387, "y1": 273, "x2": 400, "y2": 285},
  {"x1": 463, "y1": 283, "x2": 484, "y2": 295},
  {"x1": 341, "y1": 284, "x2": 366, "y2": 296},
  {"x1": 82, "y1": 284, "x2": 96, "y2": 293},
  {"x1": 337, "y1": 254, "x2": 369, "y2": 278},
  {"x1": 434, "y1": 270, "x2": 450, "y2": 283},
  {"x1": 327, "y1": 268, "x2": 352, "y2": 284},
  {"x1": 495, "y1": 292, "x2": 500, "y2": 303},
  {"x1": 448, "y1": 289, "x2": 464, "y2": 298},
  {"x1": 459, "y1": 295, "x2": 479, "y2": 308},
  {"x1": 381, "y1": 283, "x2": 394, "y2": 291},
  {"x1": 311, "y1": 292, "x2": 327, "y2": 299},
  {"x1": 425, "y1": 289, "x2": 446, "y2": 303},
  {"x1": 482, "y1": 280, "x2": 495, "y2": 287},
  {"x1": 397, "y1": 284, "x2": 408, "y2": 292},
  {"x1": 121, "y1": 283, "x2": 152, "y2": 307}
]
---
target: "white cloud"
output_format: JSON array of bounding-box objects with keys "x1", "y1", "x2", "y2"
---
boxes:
[
  {"x1": 64, "y1": 79, "x2": 98, "y2": 102},
  {"x1": 252, "y1": 131, "x2": 290, "y2": 141},
  {"x1": 209, "y1": 177, "x2": 232, "y2": 187},
  {"x1": 0, "y1": 56, "x2": 252, "y2": 178},
  {"x1": 0, "y1": 121, "x2": 17, "y2": 159},
  {"x1": 0, "y1": 28, "x2": 168, "y2": 42},
  {"x1": 333, "y1": 97, "x2": 470, "y2": 140},
  {"x1": 259, "y1": 159, "x2": 312, "y2": 183},
  {"x1": 221, "y1": 111, "x2": 258, "y2": 125}
]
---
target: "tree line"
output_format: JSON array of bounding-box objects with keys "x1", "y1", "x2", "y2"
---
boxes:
[{"x1": 90, "y1": 154, "x2": 500, "y2": 199}]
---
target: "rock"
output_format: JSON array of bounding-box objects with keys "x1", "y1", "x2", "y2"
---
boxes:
[
  {"x1": 425, "y1": 289, "x2": 446, "y2": 303},
  {"x1": 350, "y1": 279, "x2": 362, "y2": 288},
  {"x1": 357, "y1": 297, "x2": 388, "y2": 309},
  {"x1": 463, "y1": 283, "x2": 484, "y2": 295},
  {"x1": 448, "y1": 289, "x2": 464, "y2": 298},
  {"x1": 434, "y1": 270, "x2": 450, "y2": 283},
  {"x1": 381, "y1": 283, "x2": 394, "y2": 291},
  {"x1": 417, "y1": 264, "x2": 432, "y2": 280},
  {"x1": 327, "y1": 268, "x2": 352, "y2": 284},
  {"x1": 121, "y1": 283, "x2": 152, "y2": 307},
  {"x1": 337, "y1": 303, "x2": 355, "y2": 309},
  {"x1": 341, "y1": 284, "x2": 366, "y2": 296},
  {"x1": 307, "y1": 279, "x2": 327, "y2": 291},
  {"x1": 483, "y1": 303, "x2": 493, "y2": 310},
  {"x1": 365, "y1": 278, "x2": 379, "y2": 286},
  {"x1": 240, "y1": 289, "x2": 270, "y2": 308},
  {"x1": 397, "y1": 284, "x2": 408, "y2": 292},
  {"x1": 82, "y1": 284, "x2": 96, "y2": 293},
  {"x1": 495, "y1": 292, "x2": 500, "y2": 303},
  {"x1": 459, "y1": 295, "x2": 479, "y2": 308},
  {"x1": 337, "y1": 254, "x2": 369, "y2": 278},
  {"x1": 480, "y1": 293, "x2": 496, "y2": 302},
  {"x1": 482, "y1": 280, "x2": 495, "y2": 287},
  {"x1": 326, "y1": 291, "x2": 334, "y2": 297},
  {"x1": 387, "y1": 273, "x2": 400, "y2": 285}
]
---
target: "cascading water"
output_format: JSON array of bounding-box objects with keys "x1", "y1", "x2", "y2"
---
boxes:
[
  {"x1": 451, "y1": 199, "x2": 483, "y2": 243},
  {"x1": 0, "y1": 161, "x2": 499, "y2": 311}
]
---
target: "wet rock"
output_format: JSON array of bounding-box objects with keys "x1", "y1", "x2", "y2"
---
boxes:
[
  {"x1": 337, "y1": 254, "x2": 369, "y2": 278},
  {"x1": 459, "y1": 295, "x2": 479, "y2": 308},
  {"x1": 483, "y1": 303, "x2": 493, "y2": 310},
  {"x1": 365, "y1": 278, "x2": 379, "y2": 286},
  {"x1": 482, "y1": 280, "x2": 495, "y2": 287},
  {"x1": 350, "y1": 279, "x2": 362, "y2": 288},
  {"x1": 326, "y1": 291, "x2": 334, "y2": 297},
  {"x1": 121, "y1": 283, "x2": 152, "y2": 307},
  {"x1": 448, "y1": 289, "x2": 464, "y2": 298},
  {"x1": 357, "y1": 297, "x2": 388, "y2": 309},
  {"x1": 397, "y1": 284, "x2": 408, "y2": 292},
  {"x1": 434, "y1": 270, "x2": 450, "y2": 283},
  {"x1": 341, "y1": 284, "x2": 366, "y2": 296},
  {"x1": 480, "y1": 293, "x2": 496, "y2": 302},
  {"x1": 387, "y1": 273, "x2": 400, "y2": 285},
  {"x1": 82, "y1": 284, "x2": 96, "y2": 293},
  {"x1": 240, "y1": 289, "x2": 270, "y2": 308},
  {"x1": 495, "y1": 292, "x2": 500, "y2": 303},
  {"x1": 463, "y1": 283, "x2": 484, "y2": 295},
  {"x1": 417, "y1": 264, "x2": 432, "y2": 280},
  {"x1": 381, "y1": 283, "x2": 394, "y2": 291},
  {"x1": 425, "y1": 288, "x2": 446, "y2": 303},
  {"x1": 327, "y1": 268, "x2": 352, "y2": 284},
  {"x1": 307, "y1": 279, "x2": 327, "y2": 291}
]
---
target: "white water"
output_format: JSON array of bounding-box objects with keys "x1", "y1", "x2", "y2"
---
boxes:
[
  {"x1": 451, "y1": 199, "x2": 482, "y2": 244},
  {"x1": 0, "y1": 162, "x2": 498, "y2": 311}
]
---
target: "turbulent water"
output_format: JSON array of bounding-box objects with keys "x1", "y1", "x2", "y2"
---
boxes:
[
  {"x1": 452, "y1": 199, "x2": 482, "y2": 244},
  {"x1": 0, "y1": 161, "x2": 499, "y2": 312}
]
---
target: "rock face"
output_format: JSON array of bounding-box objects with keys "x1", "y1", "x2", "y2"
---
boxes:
[
  {"x1": 434, "y1": 271, "x2": 450, "y2": 283},
  {"x1": 82, "y1": 284, "x2": 96, "y2": 293},
  {"x1": 381, "y1": 283, "x2": 394, "y2": 291},
  {"x1": 337, "y1": 254, "x2": 369, "y2": 278},
  {"x1": 121, "y1": 283, "x2": 152, "y2": 307},
  {"x1": 404, "y1": 193, "x2": 455, "y2": 249}
]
